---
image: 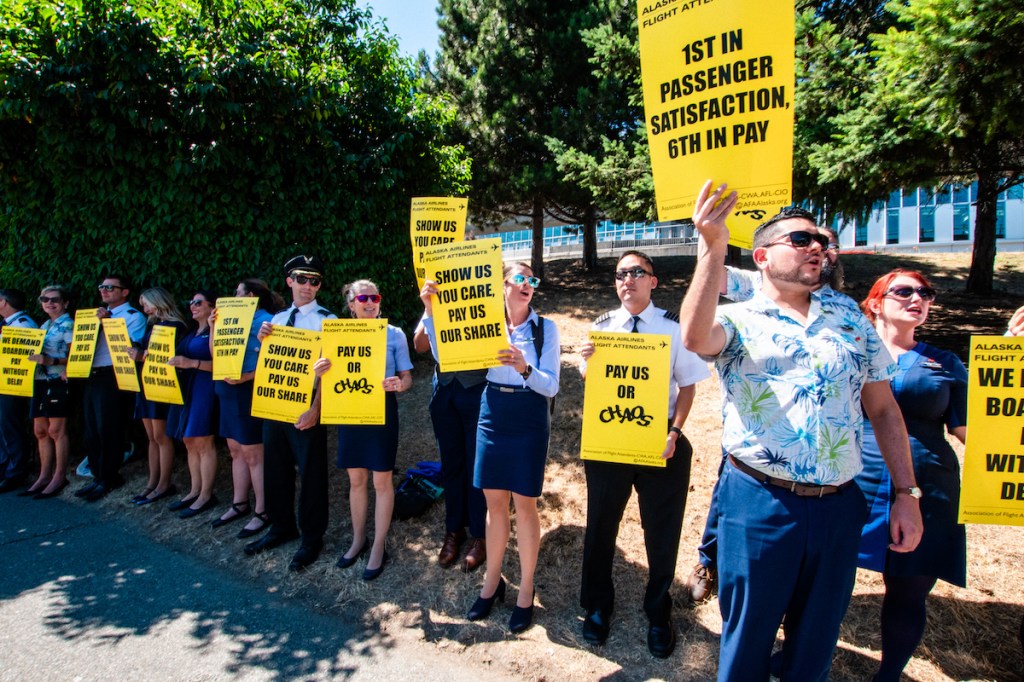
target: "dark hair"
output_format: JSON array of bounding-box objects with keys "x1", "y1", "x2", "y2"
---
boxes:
[
  {"x1": 238, "y1": 279, "x2": 283, "y2": 313},
  {"x1": 752, "y1": 207, "x2": 818, "y2": 249},
  {"x1": 192, "y1": 289, "x2": 219, "y2": 306},
  {"x1": 0, "y1": 288, "x2": 27, "y2": 310},
  {"x1": 860, "y1": 269, "x2": 933, "y2": 323},
  {"x1": 617, "y1": 250, "x2": 655, "y2": 275},
  {"x1": 100, "y1": 273, "x2": 132, "y2": 291}
]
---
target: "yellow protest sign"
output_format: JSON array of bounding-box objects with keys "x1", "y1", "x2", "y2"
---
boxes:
[
  {"x1": 66, "y1": 309, "x2": 102, "y2": 378},
  {"x1": 0, "y1": 327, "x2": 45, "y2": 397},
  {"x1": 141, "y1": 325, "x2": 183, "y2": 405},
  {"x1": 212, "y1": 297, "x2": 258, "y2": 380},
  {"x1": 423, "y1": 238, "x2": 507, "y2": 372},
  {"x1": 959, "y1": 336, "x2": 1024, "y2": 526},
  {"x1": 581, "y1": 332, "x2": 671, "y2": 467},
  {"x1": 638, "y1": 0, "x2": 795, "y2": 249},
  {"x1": 250, "y1": 326, "x2": 321, "y2": 423},
  {"x1": 102, "y1": 318, "x2": 140, "y2": 392},
  {"x1": 410, "y1": 196, "x2": 469, "y2": 290},
  {"x1": 319, "y1": 319, "x2": 388, "y2": 425}
]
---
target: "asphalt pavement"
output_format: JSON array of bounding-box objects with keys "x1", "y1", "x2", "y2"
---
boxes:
[{"x1": 0, "y1": 490, "x2": 510, "y2": 681}]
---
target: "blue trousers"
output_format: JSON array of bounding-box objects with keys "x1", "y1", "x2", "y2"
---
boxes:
[
  {"x1": 717, "y1": 461, "x2": 866, "y2": 682},
  {"x1": 429, "y1": 377, "x2": 486, "y2": 538},
  {"x1": 696, "y1": 452, "x2": 727, "y2": 569}
]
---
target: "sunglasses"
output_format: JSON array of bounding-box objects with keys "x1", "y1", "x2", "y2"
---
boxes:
[
  {"x1": 97, "y1": 284, "x2": 125, "y2": 292},
  {"x1": 353, "y1": 294, "x2": 381, "y2": 303},
  {"x1": 508, "y1": 273, "x2": 541, "y2": 288},
  {"x1": 293, "y1": 275, "x2": 322, "y2": 287},
  {"x1": 765, "y1": 230, "x2": 831, "y2": 250},
  {"x1": 188, "y1": 299, "x2": 208, "y2": 307},
  {"x1": 614, "y1": 267, "x2": 652, "y2": 281},
  {"x1": 885, "y1": 285, "x2": 937, "y2": 302},
  {"x1": 38, "y1": 295, "x2": 63, "y2": 304}
]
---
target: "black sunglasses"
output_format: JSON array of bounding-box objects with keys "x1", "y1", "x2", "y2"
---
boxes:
[
  {"x1": 765, "y1": 230, "x2": 830, "y2": 250},
  {"x1": 293, "y1": 275, "x2": 322, "y2": 287},
  {"x1": 885, "y1": 285, "x2": 937, "y2": 302}
]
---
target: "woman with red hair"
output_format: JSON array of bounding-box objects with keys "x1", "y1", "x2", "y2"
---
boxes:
[{"x1": 856, "y1": 269, "x2": 967, "y2": 681}]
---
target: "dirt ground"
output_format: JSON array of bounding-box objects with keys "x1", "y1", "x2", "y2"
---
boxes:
[{"x1": 95, "y1": 250, "x2": 1024, "y2": 681}]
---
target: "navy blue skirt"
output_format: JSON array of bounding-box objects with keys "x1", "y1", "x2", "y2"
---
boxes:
[
  {"x1": 473, "y1": 384, "x2": 550, "y2": 497},
  {"x1": 215, "y1": 381, "x2": 262, "y2": 445},
  {"x1": 337, "y1": 392, "x2": 399, "y2": 472}
]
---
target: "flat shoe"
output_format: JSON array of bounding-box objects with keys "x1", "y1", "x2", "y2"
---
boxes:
[
  {"x1": 18, "y1": 479, "x2": 50, "y2": 497},
  {"x1": 362, "y1": 550, "x2": 389, "y2": 581},
  {"x1": 136, "y1": 485, "x2": 178, "y2": 506},
  {"x1": 33, "y1": 480, "x2": 69, "y2": 499},
  {"x1": 179, "y1": 495, "x2": 219, "y2": 519},
  {"x1": 212, "y1": 501, "x2": 251, "y2": 528},
  {"x1": 131, "y1": 487, "x2": 155, "y2": 503},
  {"x1": 336, "y1": 540, "x2": 370, "y2": 569},
  {"x1": 167, "y1": 495, "x2": 198, "y2": 512},
  {"x1": 237, "y1": 512, "x2": 270, "y2": 539}
]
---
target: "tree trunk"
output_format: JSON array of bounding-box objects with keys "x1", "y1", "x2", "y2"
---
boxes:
[
  {"x1": 965, "y1": 170, "x2": 998, "y2": 295},
  {"x1": 530, "y1": 196, "x2": 545, "y2": 280},
  {"x1": 582, "y1": 204, "x2": 598, "y2": 272}
]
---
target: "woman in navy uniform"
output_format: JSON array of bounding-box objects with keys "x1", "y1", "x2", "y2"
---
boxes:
[
  {"x1": 856, "y1": 269, "x2": 967, "y2": 681},
  {"x1": 210, "y1": 279, "x2": 279, "y2": 537},
  {"x1": 165, "y1": 290, "x2": 219, "y2": 517},
  {"x1": 25, "y1": 285, "x2": 74, "y2": 498},
  {"x1": 315, "y1": 279, "x2": 412, "y2": 581},
  {"x1": 425, "y1": 262, "x2": 560, "y2": 633},
  {"x1": 131, "y1": 287, "x2": 187, "y2": 505}
]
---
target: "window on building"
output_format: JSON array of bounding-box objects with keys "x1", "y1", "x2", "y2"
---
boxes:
[
  {"x1": 886, "y1": 208, "x2": 900, "y2": 244},
  {"x1": 953, "y1": 184, "x2": 970, "y2": 204},
  {"x1": 1009, "y1": 184, "x2": 1023, "y2": 201},
  {"x1": 935, "y1": 185, "x2": 952, "y2": 205},
  {"x1": 887, "y1": 190, "x2": 901, "y2": 208},
  {"x1": 953, "y1": 205, "x2": 971, "y2": 240},
  {"x1": 903, "y1": 187, "x2": 918, "y2": 207},
  {"x1": 919, "y1": 206, "x2": 935, "y2": 242},
  {"x1": 997, "y1": 202, "x2": 1006, "y2": 239},
  {"x1": 855, "y1": 218, "x2": 867, "y2": 246}
]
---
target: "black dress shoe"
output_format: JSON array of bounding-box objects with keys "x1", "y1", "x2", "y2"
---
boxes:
[
  {"x1": 289, "y1": 542, "x2": 323, "y2": 572},
  {"x1": 647, "y1": 619, "x2": 676, "y2": 659},
  {"x1": 130, "y1": 487, "x2": 155, "y2": 503},
  {"x1": 335, "y1": 540, "x2": 369, "y2": 569},
  {"x1": 84, "y1": 483, "x2": 112, "y2": 502},
  {"x1": 212, "y1": 501, "x2": 250, "y2": 528},
  {"x1": 362, "y1": 550, "x2": 389, "y2": 581},
  {"x1": 509, "y1": 600, "x2": 534, "y2": 634},
  {"x1": 179, "y1": 495, "x2": 219, "y2": 519},
  {"x1": 467, "y1": 578, "x2": 506, "y2": 621},
  {"x1": 582, "y1": 608, "x2": 612, "y2": 645},
  {"x1": 244, "y1": 528, "x2": 300, "y2": 556},
  {"x1": 75, "y1": 482, "x2": 99, "y2": 498},
  {"x1": 33, "y1": 480, "x2": 69, "y2": 499}
]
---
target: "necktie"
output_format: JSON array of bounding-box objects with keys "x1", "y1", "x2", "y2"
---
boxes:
[
  {"x1": 286, "y1": 307, "x2": 299, "y2": 327},
  {"x1": 631, "y1": 315, "x2": 641, "y2": 333}
]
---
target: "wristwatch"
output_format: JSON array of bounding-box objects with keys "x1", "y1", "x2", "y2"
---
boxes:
[
  {"x1": 520, "y1": 364, "x2": 533, "y2": 380},
  {"x1": 668, "y1": 426, "x2": 683, "y2": 438},
  {"x1": 896, "y1": 486, "x2": 923, "y2": 499}
]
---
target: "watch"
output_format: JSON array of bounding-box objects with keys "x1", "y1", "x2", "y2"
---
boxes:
[
  {"x1": 520, "y1": 364, "x2": 533, "y2": 380},
  {"x1": 896, "y1": 486, "x2": 923, "y2": 499},
  {"x1": 668, "y1": 426, "x2": 683, "y2": 438}
]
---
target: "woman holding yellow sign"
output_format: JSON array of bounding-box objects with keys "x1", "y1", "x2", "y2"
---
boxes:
[
  {"x1": 856, "y1": 270, "x2": 967, "y2": 681},
  {"x1": 25, "y1": 285, "x2": 74, "y2": 498},
  {"x1": 130, "y1": 288, "x2": 187, "y2": 506},
  {"x1": 314, "y1": 279, "x2": 412, "y2": 581},
  {"x1": 465, "y1": 263, "x2": 560, "y2": 634}
]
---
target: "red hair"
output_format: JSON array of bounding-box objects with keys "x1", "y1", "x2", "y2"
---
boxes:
[{"x1": 860, "y1": 269, "x2": 933, "y2": 323}]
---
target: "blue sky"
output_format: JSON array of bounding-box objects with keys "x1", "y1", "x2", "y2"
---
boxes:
[{"x1": 358, "y1": 0, "x2": 442, "y2": 58}]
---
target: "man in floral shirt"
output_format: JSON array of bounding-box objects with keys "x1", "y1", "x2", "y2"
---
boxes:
[{"x1": 680, "y1": 181, "x2": 923, "y2": 681}]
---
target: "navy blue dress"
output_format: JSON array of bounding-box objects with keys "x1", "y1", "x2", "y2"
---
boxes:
[
  {"x1": 214, "y1": 308, "x2": 271, "y2": 445},
  {"x1": 855, "y1": 342, "x2": 968, "y2": 587},
  {"x1": 168, "y1": 328, "x2": 217, "y2": 439}
]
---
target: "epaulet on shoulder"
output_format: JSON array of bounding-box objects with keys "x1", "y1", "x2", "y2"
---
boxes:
[
  {"x1": 595, "y1": 312, "x2": 612, "y2": 324},
  {"x1": 127, "y1": 308, "x2": 140, "y2": 314},
  {"x1": 662, "y1": 310, "x2": 680, "y2": 322},
  {"x1": 316, "y1": 308, "x2": 332, "y2": 317},
  {"x1": 275, "y1": 307, "x2": 290, "y2": 315}
]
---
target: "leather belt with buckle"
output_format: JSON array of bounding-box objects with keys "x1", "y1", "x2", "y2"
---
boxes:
[{"x1": 728, "y1": 455, "x2": 851, "y2": 498}]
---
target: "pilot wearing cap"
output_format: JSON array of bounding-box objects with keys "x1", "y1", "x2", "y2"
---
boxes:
[{"x1": 244, "y1": 255, "x2": 337, "y2": 572}]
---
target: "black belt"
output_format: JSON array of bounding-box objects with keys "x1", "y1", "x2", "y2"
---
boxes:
[
  {"x1": 487, "y1": 382, "x2": 532, "y2": 394},
  {"x1": 90, "y1": 365, "x2": 115, "y2": 377},
  {"x1": 728, "y1": 455, "x2": 851, "y2": 498}
]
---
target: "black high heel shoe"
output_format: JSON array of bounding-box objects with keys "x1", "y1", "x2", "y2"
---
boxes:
[
  {"x1": 467, "y1": 578, "x2": 506, "y2": 621},
  {"x1": 336, "y1": 539, "x2": 370, "y2": 569},
  {"x1": 509, "y1": 592, "x2": 535, "y2": 634}
]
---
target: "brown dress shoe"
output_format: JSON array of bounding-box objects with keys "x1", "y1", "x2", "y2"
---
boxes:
[
  {"x1": 438, "y1": 529, "x2": 466, "y2": 568},
  {"x1": 686, "y1": 562, "x2": 717, "y2": 603},
  {"x1": 462, "y1": 537, "x2": 486, "y2": 572}
]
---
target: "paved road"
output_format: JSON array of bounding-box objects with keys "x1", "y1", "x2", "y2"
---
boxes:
[{"x1": 0, "y1": 491, "x2": 509, "y2": 681}]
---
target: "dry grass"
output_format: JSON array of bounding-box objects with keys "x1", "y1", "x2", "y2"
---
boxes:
[{"x1": 93, "y1": 251, "x2": 1024, "y2": 681}]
